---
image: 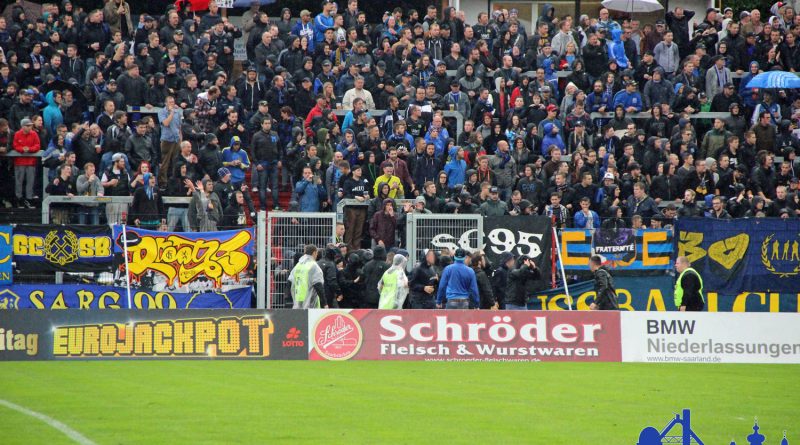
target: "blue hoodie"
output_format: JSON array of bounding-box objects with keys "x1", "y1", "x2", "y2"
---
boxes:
[
  {"x1": 436, "y1": 260, "x2": 480, "y2": 306},
  {"x1": 541, "y1": 122, "x2": 565, "y2": 155},
  {"x1": 607, "y1": 29, "x2": 629, "y2": 69},
  {"x1": 43, "y1": 91, "x2": 63, "y2": 137},
  {"x1": 443, "y1": 147, "x2": 466, "y2": 188},
  {"x1": 222, "y1": 137, "x2": 251, "y2": 185}
]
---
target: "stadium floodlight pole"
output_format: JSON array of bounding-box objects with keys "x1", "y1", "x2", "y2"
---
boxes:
[
  {"x1": 551, "y1": 227, "x2": 573, "y2": 310},
  {"x1": 121, "y1": 224, "x2": 132, "y2": 310}
]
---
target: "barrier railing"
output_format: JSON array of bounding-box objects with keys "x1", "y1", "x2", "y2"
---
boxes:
[
  {"x1": 41, "y1": 195, "x2": 192, "y2": 224},
  {"x1": 332, "y1": 109, "x2": 464, "y2": 139}
]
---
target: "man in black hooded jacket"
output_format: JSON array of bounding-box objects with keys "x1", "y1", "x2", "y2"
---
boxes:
[
  {"x1": 408, "y1": 249, "x2": 439, "y2": 309},
  {"x1": 318, "y1": 245, "x2": 342, "y2": 309},
  {"x1": 361, "y1": 246, "x2": 389, "y2": 308}
]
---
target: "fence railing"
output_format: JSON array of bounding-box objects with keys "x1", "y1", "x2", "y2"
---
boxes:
[
  {"x1": 42, "y1": 195, "x2": 192, "y2": 224},
  {"x1": 262, "y1": 211, "x2": 336, "y2": 309}
]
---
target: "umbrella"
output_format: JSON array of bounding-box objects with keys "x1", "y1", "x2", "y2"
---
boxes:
[
  {"x1": 601, "y1": 0, "x2": 663, "y2": 13},
  {"x1": 745, "y1": 71, "x2": 800, "y2": 89},
  {"x1": 232, "y1": 0, "x2": 277, "y2": 7},
  {"x1": 40, "y1": 79, "x2": 89, "y2": 109}
]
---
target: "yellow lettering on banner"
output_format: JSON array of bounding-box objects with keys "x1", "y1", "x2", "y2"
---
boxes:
[
  {"x1": 560, "y1": 231, "x2": 589, "y2": 266},
  {"x1": 218, "y1": 319, "x2": 241, "y2": 354},
  {"x1": 707, "y1": 292, "x2": 718, "y2": 312},
  {"x1": 53, "y1": 328, "x2": 68, "y2": 355},
  {"x1": 83, "y1": 326, "x2": 99, "y2": 354},
  {"x1": 156, "y1": 292, "x2": 177, "y2": 309},
  {"x1": 0, "y1": 231, "x2": 10, "y2": 263},
  {"x1": 616, "y1": 289, "x2": 634, "y2": 311},
  {"x1": 117, "y1": 324, "x2": 133, "y2": 355},
  {"x1": 77, "y1": 290, "x2": 94, "y2": 309},
  {"x1": 576, "y1": 292, "x2": 593, "y2": 311},
  {"x1": 99, "y1": 292, "x2": 121, "y2": 309},
  {"x1": 733, "y1": 292, "x2": 767, "y2": 312},
  {"x1": 546, "y1": 294, "x2": 569, "y2": 310},
  {"x1": 242, "y1": 318, "x2": 268, "y2": 356},
  {"x1": 678, "y1": 231, "x2": 706, "y2": 263},
  {"x1": 67, "y1": 327, "x2": 83, "y2": 355},
  {"x1": 195, "y1": 320, "x2": 216, "y2": 354},
  {"x1": 768, "y1": 293, "x2": 780, "y2": 312},
  {"x1": 133, "y1": 323, "x2": 153, "y2": 354},
  {"x1": 642, "y1": 231, "x2": 669, "y2": 266},
  {"x1": 153, "y1": 323, "x2": 173, "y2": 355},
  {"x1": 29, "y1": 291, "x2": 45, "y2": 309},
  {"x1": 645, "y1": 290, "x2": 666, "y2": 311},
  {"x1": 173, "y1": 321, "x2": 194, "y2": 354},
  {"x1": 51, "y1": 292, "x2": 67, "y2": 309},
  {"x1": 78, "y1": 237, "x2": 110, "y2": 257},
  {"x1": 126, "y1": 231, "x2": 252, "y2": 287},
  {"x1": 100, "y1": 325, "x2": 117, "y2": 355}
]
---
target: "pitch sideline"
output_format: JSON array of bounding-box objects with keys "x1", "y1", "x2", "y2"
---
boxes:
[{"x1": 0, "y1": 398, "x2": 98, "y2": 445}]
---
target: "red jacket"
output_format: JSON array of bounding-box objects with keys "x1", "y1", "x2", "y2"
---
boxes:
[{"x1": 12, "y1": 129, "x2": 40, "y2": 167}]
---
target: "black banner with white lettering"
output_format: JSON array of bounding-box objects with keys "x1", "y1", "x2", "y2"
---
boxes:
[{"x1": 483, "y1": 216, "x2": 552, "y2": 278}]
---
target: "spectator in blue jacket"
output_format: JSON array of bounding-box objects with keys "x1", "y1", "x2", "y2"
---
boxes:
[
  {"x1": 436, "y1": 248, "x2": 481, "y2": 309},
  {"x1": 574, "y1": 197, "x2": 601, "y2": 229},
  {"x1": 541, "y1": 122, "x2": 565, "y2": 155},
  {"x1": 295, "y1": 165, "x2": 327, "y2": 212},
  {"x1": 613, "y1": 80, "x2": 644, "y2": 113},
  {"x1": 443, "y1": 146, "x2": 466, "y2": 189},
  {"x1": 221, "y1": 136, "x2": 251, "y2": 187},
  {"x1": 313, "y1": 2, "x2": 334, "y2": 45}
]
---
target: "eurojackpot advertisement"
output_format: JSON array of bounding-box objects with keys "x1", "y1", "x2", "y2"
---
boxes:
[
  {"x1": 307, "y1": 309, "x2": 622, "y2": 362},
  {"x1": 0, "y1": 310, "x2": 307, "y2": 360}
]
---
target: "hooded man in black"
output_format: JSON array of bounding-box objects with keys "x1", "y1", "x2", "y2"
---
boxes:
[{"x1": 361, "y1": 246, "x2": 389, "y2": 308}]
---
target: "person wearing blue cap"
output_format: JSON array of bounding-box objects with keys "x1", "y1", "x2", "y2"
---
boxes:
[
  {"x1": 221, "y1": 136, "x2": 250, "y2": 188},
  {"x1": 436, "y1": 248, "x2": 480, "y2": 309}
]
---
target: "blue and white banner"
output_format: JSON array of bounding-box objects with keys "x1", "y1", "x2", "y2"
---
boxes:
[
  {"x1": 0, "y1": 284, "x2": 252, "y2": 309},
  {"x1": 13, "y1": 225, "x2": 112, "y2": 272}
]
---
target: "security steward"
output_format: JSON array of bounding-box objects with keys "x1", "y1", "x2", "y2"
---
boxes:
[{"x1": 673, "y1": 255, "x2": 704, "y2": 311}]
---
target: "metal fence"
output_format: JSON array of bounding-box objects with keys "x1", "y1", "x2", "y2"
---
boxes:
[
  {"x1": 263, "y1": 211, "x2": 336, "y2": 309},
  {"x1": 405, "y1": 213, "x2": 483, "y2": 271}
]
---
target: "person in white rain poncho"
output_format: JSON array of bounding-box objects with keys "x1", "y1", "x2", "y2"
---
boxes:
[
  {"x1": 289, "y1": 245, "x2": 328, "y2": 308},
  {"x1": 377, "y1": 254, "x2": 409, "y2": 309}
]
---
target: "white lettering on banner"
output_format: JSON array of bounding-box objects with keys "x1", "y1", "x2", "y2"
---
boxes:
[
  {"x1": 379, "y1": 315, "x2": 601, "y2": 343},
  {"x1": 429, "y1": 229, "x2": 482, "y2": 253},
  {"x1": 486, "y1": 229, "x2": 544, "y2": 258},
  {"x1": 621, "y1": 312, "x2": 800, "y2": 364}
]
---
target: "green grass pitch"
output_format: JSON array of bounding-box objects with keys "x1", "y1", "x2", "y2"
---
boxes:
[{"x1": 0, "y1": 362, "x2": 796, "y2": 444}]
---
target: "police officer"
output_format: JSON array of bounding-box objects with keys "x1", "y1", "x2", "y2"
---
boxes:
[
  {"x1": 589, "y1": 255, "x2": 619, "y2": 310},
  {"x1": 288, "y1": 244, "x2": 328, "y2": 308},
  {"x1": 673, "y1": 255, "x2": 704, "y2": 311}
]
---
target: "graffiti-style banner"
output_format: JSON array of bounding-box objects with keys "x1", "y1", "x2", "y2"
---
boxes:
[
  {"x1": 560, "y1": 229, "x2": 673, "y2": 273},
  {"x1": 0, "y1": 284, "x2": 252, "y2": 309},
  {"x1": 0, "y1": 310, "x2": 307, "y2": 361},
  {"x1": 676, "y1": 218, "x2": 800, "y2": 294},
  {"x1": 308, "y1": 309, "x2": 622, "y2": 362},
  {"x1": 0, "y1": 226, "x2": 11, "y2": 285},
  {"x1": 14, "y1": 225, "x2": 112, "y2": 272},
  {"x1": 528, "y1": 277, "x2": 800, "y2": 312},
  {"x1": 111, "y1": 226, "x2": 255, "y2": 291}
]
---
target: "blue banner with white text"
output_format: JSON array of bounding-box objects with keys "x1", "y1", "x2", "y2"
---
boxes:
[
  {"x1": 0, "y1": 284, "x2": 252, "y2": 309},
  {"x1": 675, "y1": 218, "x2": 800, "y2": 294}
]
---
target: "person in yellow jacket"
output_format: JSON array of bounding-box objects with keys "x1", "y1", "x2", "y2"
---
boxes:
[
  {"x1": 378, "y1": 254, "x2": 409, "y2": 309},
  {"x1": 289, "y1": 244, "x2": 328, "y2": 309},
  {"x1": 373, "y1": 161, "x2": 405, "y2": 198},
  {"x1": 674, "y1": 256, "x2": 704, "y2": 311}
]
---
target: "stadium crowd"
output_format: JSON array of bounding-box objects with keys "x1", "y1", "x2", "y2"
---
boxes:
[{"x1": 0, "y1": 0, "x2": 799, "y2": 279}]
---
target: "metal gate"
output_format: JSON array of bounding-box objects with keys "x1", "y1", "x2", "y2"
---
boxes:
[
  {"x1": 405, "y1": 214, "x2": 483, "y2": 270},
  {"x1": 262, "y1": 212, "x2": 336, "y2": 309}
]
